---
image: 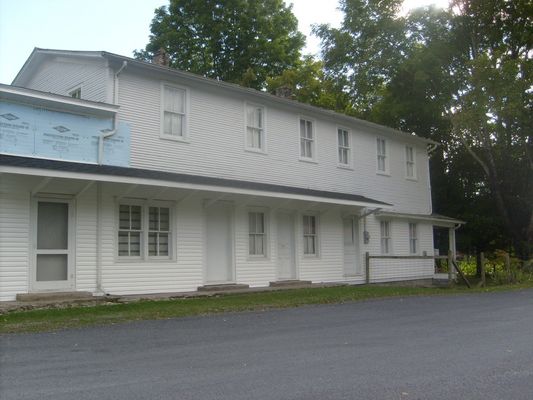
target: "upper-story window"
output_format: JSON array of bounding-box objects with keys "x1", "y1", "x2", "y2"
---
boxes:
[
  {"x1": 69, "y1": 87, "x2": 81, "y2": 99},
  {"x1": 409, "y1": 222, "x2": 418, "y2": 254},
  {"x1": 246, "y1": 104, "x2": 265, "y2": 151},
  {"x1": 337, "y1": 128, "x2": 351, "y2": 166},
  {"x1": 376, "y1": 137, "x2": 388, "y2": 173},
  {"x1": 300, "y1": 118, "x2": 315, "y2": 160},
  {"x1": 162, "y1": 84, "x2": 187, "y2": 139},
  {"x1": 405, "y1": 145, "x2": 416, "y2": 179}
]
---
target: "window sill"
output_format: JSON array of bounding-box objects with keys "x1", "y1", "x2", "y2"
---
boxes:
[
  {"x1": 160, "y1": 134, "x2": 190, "y2": 144},
  {"x1": 115, "y1": 257, "x2": 175, "y2": 263},
  {"x1": 299, "y1": 157, "x2": 318, "y2": 164},
  {"x1": 405, "y1": 176, "x2": 418, "y2": 182},
  {"x1": 337, "y1": 164, "x2": 353, "y2": 170},
  {"x1": 245, "y1": 148, "x2": 268, "y2": 155},
  {"x1": 376, "y1": 170, "x2": 391, "y2": 177},
  {"x1": 247, "y1": 255, "x2": 270, "y2": 262}
]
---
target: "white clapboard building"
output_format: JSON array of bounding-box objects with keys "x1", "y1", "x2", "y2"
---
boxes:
[{"x1": 0, "y1": 48, "x2": 462, "y2": 301}]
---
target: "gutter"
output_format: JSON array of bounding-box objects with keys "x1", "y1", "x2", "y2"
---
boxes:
[{"x1": 97, "y1": 60, "x2": 127, "y2": 164}]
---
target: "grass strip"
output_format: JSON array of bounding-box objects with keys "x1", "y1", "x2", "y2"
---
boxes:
[{"x1": 2, "y1": 283, "x2": 532, "y2": 334}]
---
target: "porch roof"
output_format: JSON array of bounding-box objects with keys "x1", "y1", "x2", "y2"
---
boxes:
[
  {"x1": 375, "y1": 210, "x2": 465, "y2": 226},
  {"x1": 0, "y1": 154, "x2": 391, "y2": 208}
]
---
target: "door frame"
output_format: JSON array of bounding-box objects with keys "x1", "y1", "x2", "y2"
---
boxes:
[
  {"x1": 203, "y1": 200, "x2": 236, "y2": 284},
  {"x1": 276, "y1": 210, "x2": 297, "y2": 280},
  {"x1": 30, "y1": 196, "x2": 76, "y2": 292}
]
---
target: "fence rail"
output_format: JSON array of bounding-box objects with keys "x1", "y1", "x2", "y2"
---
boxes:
[{"x1": 365, "y1": 252, "x2": 455, "y2": 284}]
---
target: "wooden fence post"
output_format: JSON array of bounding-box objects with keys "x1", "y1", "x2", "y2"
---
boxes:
[
  {"x1": 447, "y1": 250, "x2": 453, "y2": 284},
  {"x1": 480, "y1": 252, "x2": 486, "y2": 287},
  {"x1": 365, "y1": 252, "x2": 370, "y2": 284},
  {"x1": 505, "y1": 252, "x2": 511, "y2": 283}
]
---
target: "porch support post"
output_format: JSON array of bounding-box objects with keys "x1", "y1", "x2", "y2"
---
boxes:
[
  {"x1": 95, "y1": 181, "x2": 104, "y2": 295},
  {"x1": 448, "y1": 227, "x2": 457, "y2": 261}
]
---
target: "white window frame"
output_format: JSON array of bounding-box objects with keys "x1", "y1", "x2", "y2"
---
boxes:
[
  {"x1": 116, "y1": 200, "x2": 174, "y2": 261},
  {"x1": 248, "y1": 209, "x2": 268, "y2": 258},
  {"x1": 337, "y1": 127, "x2": 352, "y2": 168},
  {"x1": 405, "y1": 145, "x2": 417, "y2": 180},
  {"x1": 68, "y1": 85, "x2": 82, "y2": 99},
  {"x1": 409, "y1": 222, "x2": 418, "y2": 254},
  {"x1": 117, "y1": 202, "x2": 144, "y2": 259},
  {"x1": 302, "y1": 214, "x2": 319, "y2": 256},
  {"x1": 380, "y1": 220, "x2": 391, "y2": 255},
  {"x1": 160, "y1": 82, "x2": 189, "y2": 142},
  {"x1": 148, "y1": 206, "x2": 172, "y2": 258},
  {"x1": 244, "y1": 102, "x2": 267, "y2": 153},
  {"x1": 376, "y1": 137, "x2": 389, "y2": 175},
  {"x1": 299, "y1": 117, "x2": 317, "y2": 162}
]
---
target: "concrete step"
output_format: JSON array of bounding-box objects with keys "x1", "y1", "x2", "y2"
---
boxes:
[
  {"x1": 197, "y1": 284, "x2": 250, "y2": 292},
  {"x1": 269, "y1": 280, "x2": 312, "y2": 288},
  {"x1": 16, "y1": 291, "x2": 94, "y2": 302}
]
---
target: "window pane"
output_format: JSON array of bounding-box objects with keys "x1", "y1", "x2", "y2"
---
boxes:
[
  {"x1": 36, "y1": 254, "x2": 68, "y2": 281},
  {"x1": 159, "y1": 208, "x2": 170, "y2": 231},
  {"x1": 306, "y1": 121, "x2": 313, "y2": 139},
  {"x1": 130, "y1": 206, "x2": 141, "y2": 230},
  {"x1": 249, "y1": 235, "x2": 255, "y2": 255},
  {"x1": 118, "y1": 231, "x2": 130, "y2": 256},
  {"x1": 249, "y1": 212, "x2": 256, "y2": 233},
  {"x1": 257, "y1": 213, "x2": 264, "y2": 233},
  {"x1": 129, "y1": 232, "x2": 141, "y2": 256},
  {"x1": 305, "y1": 140, "x2": 312, "y2": 158},
  {"x1": 149, "y1": 207, "x2": 158, "y2": 231},
  {"x1": 256, "y1": 108, "x2": 262, "y2": 128},
  {"x1": 300, "y1": 139, "x2": 306, "y2": 157},
  {"x1": 165, "y1": 86, "x2": 185, "y2": 113},
  {"x1": 37, "y1": 202, "x2": 68, "y2": 250},
  {"x1": 148, "y1": 232, "x2": 157, "y2": 256},
  {"x1": 159, "y1": 233, "x2": 169, "y2": 256},
  {"x1": 300, "y1": 119, "x2": 306, "y2": 137},
  {"x1": 255, "y1": 234, "x2": 264, "y2": 255},
  {"x1": 119, "y1": 205, "x2": 131, "y2": 230}
]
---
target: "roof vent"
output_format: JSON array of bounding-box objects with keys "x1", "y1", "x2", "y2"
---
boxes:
[{"x1": 152, "y1": 48, "x2": 170, "y2": 67}]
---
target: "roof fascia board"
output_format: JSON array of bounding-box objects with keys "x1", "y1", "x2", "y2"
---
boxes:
[
  {"x1": 375, "y1": 211, "x2": 465, "y2": 225},
  {"x1": 0, "y1": 165, "x2": 392, "y2": 209},
  {"x1": 0, "y1": 84, "x2": 118, "y2": 116}
]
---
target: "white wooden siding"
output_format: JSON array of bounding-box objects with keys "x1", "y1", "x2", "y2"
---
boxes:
[
  {"x1": 0, "y1": 175, "x2": 30, "y2": 301},
  {"x1": 23, "y1": 56, "x2": 111, "y2": 103},
  {"x1": 117, "y1": 70, "x2": 431, "y2": 214}
]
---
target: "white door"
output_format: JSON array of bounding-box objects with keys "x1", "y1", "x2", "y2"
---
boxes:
[
  {"x1": 277, "y1": 212, "x2": 296, "y2": 280},
  {"x1": 33, "y1": 199, "x2": 74, "y2": 291},
  {"x1": 206, "y1": 203, "x2": 233, "y2": 283},
  {"x1": 343, "y1": 217, "x2": 360, "y2": 276}
]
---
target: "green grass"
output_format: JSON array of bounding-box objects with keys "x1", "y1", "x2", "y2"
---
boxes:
[{"x1": 2, "y1": 283, "x2": 533, "y2": 334}]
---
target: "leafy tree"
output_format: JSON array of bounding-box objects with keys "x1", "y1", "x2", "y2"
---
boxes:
[
  {"x1": 266, "y1": 55, "x2": 354, "y2": 114},
  {"x1": 135, "y1": 0, "x2": 305, "y2": 90},
  {"x1": 315, "y1": 0, "x2": 532, "y2": 259}
]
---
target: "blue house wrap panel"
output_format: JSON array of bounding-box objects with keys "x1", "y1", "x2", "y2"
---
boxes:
[{"x1": 0, "y1": 101, "x2": 130, "y2": 166}]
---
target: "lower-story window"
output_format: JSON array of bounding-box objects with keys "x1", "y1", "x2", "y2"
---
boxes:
[
  {"x1": 303, "y1": 214, "x2": 318, "y2": 255},
  {"x1": 409, "y1": 222, "x2": 418, "y2": 254},
  {"x1": 118, "y1": 205, "x2": 142, "y2": 257},
  {"x1": 118, "y1": 203, "x2": 172, "y2": 259},
  {"x1": 248, "y1": 211, "x2": 266, "y2": 256}
]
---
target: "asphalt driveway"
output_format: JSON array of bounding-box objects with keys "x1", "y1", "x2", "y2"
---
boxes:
[{"x1": 1, "y1": 289, "x2": 532, "y2": 400}]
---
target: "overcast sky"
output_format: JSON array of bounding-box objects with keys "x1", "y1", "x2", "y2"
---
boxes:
[{"x1": 0, "y1": 0, "x2": 448, "y2": 85}]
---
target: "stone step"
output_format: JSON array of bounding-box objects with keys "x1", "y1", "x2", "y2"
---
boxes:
[
  {"x1": 197, "y1": 284, "x2": 250, "y2": 292},
  {"x1": 16, "y1": 291, "x2": 94, "y2": 302},
  {"x1": 269, "y1": 280, "x2": 312, "y2": 287}
]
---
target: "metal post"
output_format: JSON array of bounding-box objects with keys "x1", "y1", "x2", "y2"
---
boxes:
[
  {"x1": 480, "y1": 252, "x2": 486, "y2": 287},
  {"x1": 447, "y1": 250, "x2": 453, "y2": 284},
  {"x1": 365, "y1": 252, "x2": 370, "y2": 284}
]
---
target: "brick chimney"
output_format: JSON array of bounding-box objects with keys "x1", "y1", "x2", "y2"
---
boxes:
[
  {"x1": 152, "y1": 48, "x2": 170, "y2": 67},
  {"x1": 274, "y1": 85, "x2": 294, "y2": 99}
]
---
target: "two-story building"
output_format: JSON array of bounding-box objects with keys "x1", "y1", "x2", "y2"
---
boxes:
[{"x1": 0, "y1": 48, "x2": 462, "y2": 301}]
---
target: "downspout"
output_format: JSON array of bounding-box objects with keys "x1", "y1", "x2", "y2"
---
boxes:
[{"x1": 97, "y1": 60, "x2": 127, "y2": 164}]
